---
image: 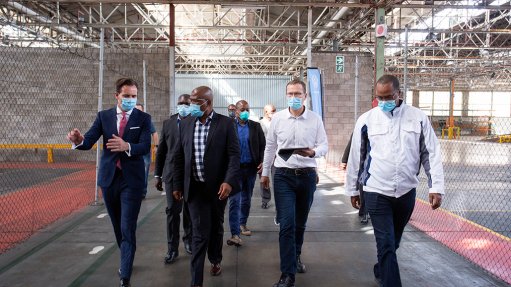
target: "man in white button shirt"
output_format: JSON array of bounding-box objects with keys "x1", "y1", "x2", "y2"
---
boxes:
[
  {"x1": 345, "y1": 75, "x2": 444, "y2": 287},
  {"x1": 259, "y1": 104, "x2": 276, "y2": 209},
  {"x1": 261, "y1": 79, "x2": 328, "y2": 287}
]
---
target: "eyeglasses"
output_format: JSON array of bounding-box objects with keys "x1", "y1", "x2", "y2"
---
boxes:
[
  {"x1": 376, "y1": 91, "x2": 398, "y2": 101},
  {"x1": 191, "y1": 98, "x2": 208, "y2": 105},
  {"x1": 286, "y1": 92, "x2": 304, "y2": 97}
]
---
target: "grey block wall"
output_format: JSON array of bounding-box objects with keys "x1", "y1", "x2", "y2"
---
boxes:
[
  {"x1": 1, "y1": 47, "x2": 374, "y2": 165},
  {"x1": 311, "y1": 52, "x2": 373, "y2": 166},
  {"x1": 0, "y1": 47, "x2": 170, "y2": 162}
]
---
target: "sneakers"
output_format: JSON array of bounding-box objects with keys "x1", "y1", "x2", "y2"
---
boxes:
[
  {"x1": 226, "y1": 235, "x2": 243, "y2": 247},
  {"x1": 296, "y1": 255, "x2": 306, "y2": 273},
  {"x1": 240, "y1": 225, "x2": 252, "y2": 236},
  {"x1": 261, "y1": 202, "x2": 270, "y2": 209}
]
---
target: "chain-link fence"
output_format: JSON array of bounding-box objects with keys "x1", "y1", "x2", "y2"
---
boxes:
[
  {"x1": 0, "y1": 33, "x2": 170, "y2": 253},
  {"x1": 410, "y1": 119, "x2": 511, "y2": 284}
]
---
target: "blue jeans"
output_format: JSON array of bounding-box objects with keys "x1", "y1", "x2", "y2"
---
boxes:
[
  {"x1": 228, "y1": 166, "x2": 257, "y2": 235},
  {"x1": 365, "y1": 189, "x2": 416, "y2": 287},
  {"x1": 273, "y1": 167, "x2": 317, "y2": 276},
  {"x1": 142, "y1": 153, "x2": 151, "y2": 196}
]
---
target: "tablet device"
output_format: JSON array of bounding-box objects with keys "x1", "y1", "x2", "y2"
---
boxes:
[{"x1": 278, "y1": 147, "x2": 308, "y2": 161}]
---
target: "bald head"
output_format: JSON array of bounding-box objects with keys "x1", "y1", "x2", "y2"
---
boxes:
[
  {"x1": 236, "y1": 100, "x2": 249, "y2": 110},
  {"x1": 235, "y1": 100, "x2": 250, "y2": 122},
  {"x1": 264, "y1": 104, "x2": 276, "y2": 120},
  {"x1": 177, "y1": 93, "x2": 191, "y2": 104},
  {"x1": 192, "y1": 86, "x2": 213, "y2": 103},
  {"x1": 191, "y1": 86, "x2": 213, "y2": 120}
]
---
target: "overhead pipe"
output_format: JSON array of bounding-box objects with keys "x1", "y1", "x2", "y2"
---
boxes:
[{"x1": 6, "y1": 1, "x2": 99, "y2": 48}]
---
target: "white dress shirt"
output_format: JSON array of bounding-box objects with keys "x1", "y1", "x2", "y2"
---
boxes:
[
  {"x1": 262, "y1": 107, "x2": 328, "y2": 177},
  {"x1": 345, "y1": 103, "x2": 445, "y2": 198},
  {"x1": 260, "y1": 117, "x2": 271, "y2": 138}
]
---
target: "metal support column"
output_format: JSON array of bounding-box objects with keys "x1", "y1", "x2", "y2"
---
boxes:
[
  {"x1": 143, "y1": 59, "x2": 147, "y2": 112},
  {"x1": 375, "y1": 6, "x2": 385, "y2": 81},
  {"x1": 307, "y1": 6, "x2": 312, "y2": 68},
  {"x1": 448, "y1": 78, "x2": 455, "y2": 139},
  {"x1": 94, "y1": 28, "x2": 105, "y2": 205},
  {"x1": 354, "y1": 55, "x2": 359, "y2": 121},
  {"x1": 169, "y1": 4, "x2": 176, "y2": 115},
  {"x1": 403, "y1": 25, "x2": 409, "y2": 99}
]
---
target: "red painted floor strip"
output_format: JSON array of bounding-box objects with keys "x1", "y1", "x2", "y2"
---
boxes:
[
  {"x1": 410, "y1": 201, "x2": 511, "y2": 284},
  {"x1": 0, "y1": 163, "x2": 97, "y2": 253}
]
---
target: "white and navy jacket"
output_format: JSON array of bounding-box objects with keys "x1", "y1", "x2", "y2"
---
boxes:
[{"x1": 345, "y1": 103, "x2": 445, "y2": 198}]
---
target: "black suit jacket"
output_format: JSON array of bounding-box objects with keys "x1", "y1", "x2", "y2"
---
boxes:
[
  {"x1": 242, "y1": 119, "x2": 266, "y2": 166},
  {"x1": 173, "y1": 111, "x2": 241, "y2": 202},
  {"x1": 154, "y1": 114, "x2": 180, "y2": 190}
]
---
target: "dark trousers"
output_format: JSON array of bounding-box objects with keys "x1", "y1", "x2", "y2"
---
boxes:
[
  {"x1": 229, "y1": 166, "x2": 257, "y2": 235},
  {"x1": 358, "y1": 183, "x2": 367, "y2": 216},
  {"x1": 165, "y1": 181, "x2": 192, "y2": 252},
  {"x1": 188, "y1": 180, "x2": 228, "y2": 286},
  {"x1": 273, "y1": 167, "x2": 317, "y2": 276},
  {"x1": 365, "y1": 189, "x2": 416, "y2": 287},
  {"x1": 142, "y1": 153, "x2": 151, "y2": 196},
  {"x1": 102, "y1": 168, "x2": 143, "y2": 280}
]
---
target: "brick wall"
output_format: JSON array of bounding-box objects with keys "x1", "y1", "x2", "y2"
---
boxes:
[
  {"x1": 0, "y1": 47, "x2": 170, "y2": 162},
  {"x1": 311, "y1": 52, "x2": 373, "y2": 166}
]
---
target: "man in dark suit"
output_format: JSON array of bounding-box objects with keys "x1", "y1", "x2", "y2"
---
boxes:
[
  {"x1": 226, "y1": 100, "x2": 265, "y2": 247},
  {"x1": 67, "y1": 78, "x2": 151, "y2": 287},
  {"x1": 154, "y1": 94, "x2": 193, "y2": 264},
  {"x1": 173, "y1": 86, "x2": 240, "y2": 287}
]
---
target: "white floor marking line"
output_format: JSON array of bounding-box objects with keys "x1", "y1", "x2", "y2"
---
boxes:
[{"x1": 89, "y1": 246, "x2": 104, "y2": 255}]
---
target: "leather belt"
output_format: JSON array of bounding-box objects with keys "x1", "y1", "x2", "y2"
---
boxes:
[{"x1": 276, "y1": 167, "x2": 316, "y2": 175}]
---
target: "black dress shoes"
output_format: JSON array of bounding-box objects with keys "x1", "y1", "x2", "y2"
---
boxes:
[
  {"x1": 184, "y1": 241, "x2": 192, "y2": 255},
  {"x1": 296, "y1": 256, "x2": 306, "y2": 273},
  {"x1": 164, "y1": 251, "x2": 179, "y2": 264},
  {"x1": 120, "y1": 278, "x2": 131, "y2": 287},
  {"x1": 360, "y1": 213, "x2": 369, "y2": 224},
  {"x1": 273, "y1": 274, "x2": 295, "y2": 287}
]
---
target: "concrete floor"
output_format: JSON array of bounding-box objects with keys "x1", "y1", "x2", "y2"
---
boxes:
[{"x1": 0, "y1": 170, "x2": 508, "y2": 287}]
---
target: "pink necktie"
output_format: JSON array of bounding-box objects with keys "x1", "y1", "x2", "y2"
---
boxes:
[{"x1": 116, "y1": 112, "x2": 127, "y2": 169}]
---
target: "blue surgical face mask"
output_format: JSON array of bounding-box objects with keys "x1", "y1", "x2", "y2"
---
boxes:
[
  {"x1": 121, "y1": 98, "x2": 137, "y2": 112},
  {"x1": 378, "y1": 99, "x2": 397, "y2": 112},
  {"x1": 177, "y1": 104, "x2": 190, "y2": 117},
  {"x1": 239, "y1": 111, "x2": 249, "y2": 121},
  {"x1": 288, "y1": 97, "x2": 303, "y2": 111},
  {"x1": 228, "y1": 111, "x2": 236, "y2": 118},
  {"x1": 189, "y1": 101, "x2": 207, "y2": 117}
]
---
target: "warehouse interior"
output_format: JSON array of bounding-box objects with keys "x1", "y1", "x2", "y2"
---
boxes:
[{"x1": 0, "y1": 1, "x2": 510, "y2": 287}]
